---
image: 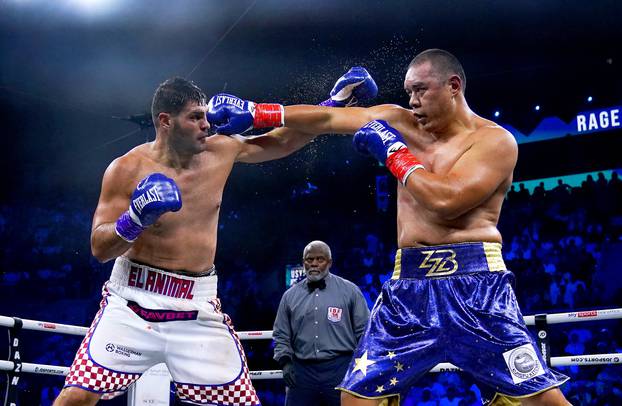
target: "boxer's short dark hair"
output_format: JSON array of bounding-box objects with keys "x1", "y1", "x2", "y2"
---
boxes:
[
  {"x1": 151, "y1": 77, "x2": 207, "y2": 126},
  {"x1": 409, "y1": 49, "x2": 466, "y2": 92}
]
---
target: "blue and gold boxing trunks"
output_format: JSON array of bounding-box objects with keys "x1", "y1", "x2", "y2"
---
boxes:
[{"x1": 337, "y1": 242, "x2": 568, "y2": 404}]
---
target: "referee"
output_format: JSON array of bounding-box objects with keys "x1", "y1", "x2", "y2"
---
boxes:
[{"x1": 273, "y1": 240, "x2": 370, "y2": 406}]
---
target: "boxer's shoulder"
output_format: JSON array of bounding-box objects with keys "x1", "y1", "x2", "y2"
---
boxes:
[
  {"x1": 471, "y1": 116, "x2": 513, "y2": 138},
  {"x1": 113, "y1": 143, "x2": 153, "y2": 167},
  {"x1": 103, "y1": 146, "x2": 153, "y2": 189},
  {"x1": 204, "y1": 133, "x2": 245, "y2": 152},
  {"x1": 469, "y1": 121, "x2": 517, "y2": 154}
]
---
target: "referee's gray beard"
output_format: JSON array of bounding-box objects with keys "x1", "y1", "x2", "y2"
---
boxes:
[{"x1": 306, "y1": 269, "x2": 329, "y2": 282}]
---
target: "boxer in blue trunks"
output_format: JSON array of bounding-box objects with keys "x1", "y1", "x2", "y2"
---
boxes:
[
  {"x1": 337, "y1": 242, "x2": 567, "y2": 405},
  {"x1": 207, "y1": 49, "x2": 571, "y2": 405}
]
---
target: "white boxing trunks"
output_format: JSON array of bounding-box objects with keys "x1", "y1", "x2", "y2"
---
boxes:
[{"x1": 64, "y1": 257, "x2": 260, "y2": 405}]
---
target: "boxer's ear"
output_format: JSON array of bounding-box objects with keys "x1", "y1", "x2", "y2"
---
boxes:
[
  {"x1": 447, "y1": 75, "x2": 462, "y2": 96},
  {"x1": 158, "y1": 112, "x2": 171, "y2": 129}
]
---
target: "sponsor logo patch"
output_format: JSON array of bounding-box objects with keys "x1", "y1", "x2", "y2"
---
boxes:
[
  {"x1": 127, "y1": 300, "x2": 198, "y2": 322},
  {"x1": 105, "y1": 343, "x2": 142, "y2": 358},
  {"x1": 503, "y1": 343, "x2": 545, "y2": 384},
  {"x1": 578, "y1": 310, "x2": 598, "y2": 318},
  {"x1": 327, "y1": 307, "x2": 343, "y2": 322}
]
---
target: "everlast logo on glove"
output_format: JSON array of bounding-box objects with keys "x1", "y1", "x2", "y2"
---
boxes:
[
  {"x1": 132, "y1": 186, "x2": 162, "y2": 215},
  {"x1": 419, "y1": 249, "x2": 459, "y2": 277},
  {"x1": 365, "y1": 121, "x2": 394, "y2": 141},
  {"x1": 214, "y1": 94, "x2": 246, "y2": 110}
]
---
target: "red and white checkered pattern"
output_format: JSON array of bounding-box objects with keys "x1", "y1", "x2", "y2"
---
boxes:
[
  {"x1": 65, "y1": 291, "x2": 141, "y2": 395},
  {"x1": 175, "y1": 303, "x2": 260, "y2": 405}
]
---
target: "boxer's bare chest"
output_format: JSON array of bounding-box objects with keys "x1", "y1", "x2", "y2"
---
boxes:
[
  {"x1": 135, "y1": 151, "x2": 235, "y2": 229},
  {"x1": 399, "y1": 124, "x2": 475, "y2": 175},
  {"x1": 392, "y1": 122, "x2": 494, "y2": 245}
]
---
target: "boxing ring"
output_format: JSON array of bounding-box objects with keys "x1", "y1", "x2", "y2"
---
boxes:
[{"x1": 2, "y1": 308, "x2": 621, "y2": 405}]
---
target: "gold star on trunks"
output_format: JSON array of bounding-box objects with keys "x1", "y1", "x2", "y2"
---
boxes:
[
  {"x1": 387, "y1": 351, "x2": 396, "y2": 359},
  {"x1": 390, "y1": 377, "x2": 398, "y2": 386},
  {"x1": 376, "y1": 385, "x2": 385, "y2": 393},
  {"x1": 394, "y1": 362, "x2": 404, "y2": 372},
  {"x1": 352, "y1": 351, "x2": 376, "y2": 376}
]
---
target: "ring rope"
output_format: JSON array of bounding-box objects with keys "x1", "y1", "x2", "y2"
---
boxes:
[
  {"x1": 2, "y1": 308, "x2": 621, "y2": 339},
  {"x1": 2, "y1": 308, "x2": 621, "y2": 381},
  {"x1": 522, "y1": 308, "x2": 622, "y2": 325},
  {"x1": 1, "y1": 352, "x2": 621, "y2": 379}
]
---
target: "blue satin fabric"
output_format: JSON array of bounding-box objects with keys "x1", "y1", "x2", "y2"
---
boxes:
[{"x1": 337, "y1": 242, "x2": 568, "y2": 403}]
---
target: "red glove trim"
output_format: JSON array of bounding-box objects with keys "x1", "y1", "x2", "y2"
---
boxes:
[
  {"x1": 385, "y1": 148, "x2": 425, "y2": 185},
  {"x1": 253, "y1": 103, "x2": 284, "y2": 128}
]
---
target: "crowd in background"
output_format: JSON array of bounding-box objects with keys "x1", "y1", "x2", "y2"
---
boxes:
[{"x1": 1, "y1": 171, "x2": 622, "y2": 405}]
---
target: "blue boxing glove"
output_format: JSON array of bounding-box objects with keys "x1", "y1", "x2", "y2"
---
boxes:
[
  {"x1": 320, "y1": 67, "x2": 378, "y2": 107},
  {"x1": 354, "y1": 120, "x2": 425, "y2": 185},
  {"x1": 115, "y1": 173, "x2": 182, "y2": 243},
  {"x1": 207, "y1": 93, "x2": 284, "y2": 136}
]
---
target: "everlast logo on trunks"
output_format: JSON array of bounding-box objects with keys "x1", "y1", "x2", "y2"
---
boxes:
[
  {"x1": 419, "y1": 249, "x2": 458, "y2": 276},
  {"x1": 128, "y1": 266, "x2": 195, "y2": 299},
  {"x1": 132, "y1": 186, "x2": 162, "y2": 215}
]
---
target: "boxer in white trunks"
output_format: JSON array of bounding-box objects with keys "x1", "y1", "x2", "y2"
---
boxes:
[{"x1": 53, "y1": 71, "x2": 377, "y2": 406}]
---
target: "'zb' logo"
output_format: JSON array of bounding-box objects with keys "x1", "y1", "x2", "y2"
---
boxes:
[{"x1": 419, "y1": 249, "x2": 458, "y2": 276}]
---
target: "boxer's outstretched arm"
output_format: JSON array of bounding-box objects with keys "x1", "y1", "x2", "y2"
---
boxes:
[
  {"x1": 235, "y1": 127, "x2": 319, "y2": 164},
  {"x1": 283, "y1": 104, "x2": 401, "y2": 136},
  {"x1": 404, "y1": 126, "x2": 517, "y2": 219},
  {"x1": 235, "y1": 105, "x2": 407, "y2": 163},
  {"x1": 208, "y1": 66, "x2": 380, "y2": 137}
]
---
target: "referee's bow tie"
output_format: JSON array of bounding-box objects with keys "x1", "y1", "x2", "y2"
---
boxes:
[{"x1": 307, "y1": 279, "x2": 326, "y2": 292}]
